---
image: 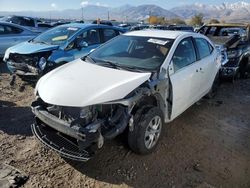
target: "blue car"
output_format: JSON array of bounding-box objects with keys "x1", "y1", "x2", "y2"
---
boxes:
[
  {"x1": 0, "y1": 22, "x2": 37, "y2": 57},
  {"x1": 4, "y1": 23, "x2": 124, "y2": 81}
]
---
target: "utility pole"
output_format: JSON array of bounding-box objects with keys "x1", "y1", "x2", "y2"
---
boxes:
[
  {"x1": 81, "y1": 7, "x2": 84, "y2": 21},
  {"x1": 108, "y1": 11, "x2": 110, "y2": 21}
]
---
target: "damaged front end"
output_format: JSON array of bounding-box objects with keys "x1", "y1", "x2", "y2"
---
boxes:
[
  {"x1": 31, "y1": 97, "x2": 131, "y2": 161},
  {"x1": 6, "y1": 51, "x2": 52, "y2": 82},
  {"x1": 31, "y1": 76, "x2": 168, "y2": 161}
]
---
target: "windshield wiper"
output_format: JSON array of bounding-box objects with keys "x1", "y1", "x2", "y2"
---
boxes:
[
  {"x1": 98, "y1": 60, "x2": 150, "y2": 72},
  {"x1": 93, "y1": 59, "x2": 119, "y2": 69},
  {"x1": 82, "y1": 55, "x2": 96, "y2": 64}
]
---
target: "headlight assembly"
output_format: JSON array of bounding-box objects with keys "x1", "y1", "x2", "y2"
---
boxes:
[{"x1": 38, "y1": 57, "x2": 47, "y2": 70}]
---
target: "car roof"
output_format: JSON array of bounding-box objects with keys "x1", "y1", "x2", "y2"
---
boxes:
[
  {"x1": 204, "y1": 23, "x2": 250, "y2": 27},
  {"x1": 124, "y1": 30, "x2": 194, "y2": 39},
  {"x1": 0, "y1": 21, "x2": 25, "y2": 28},
  {"x1": 57, "y1": 23, "x2": 120, "y2": 30},
  {"x1": 4, "y1": 15, "x2": 39, "y2": 21}
]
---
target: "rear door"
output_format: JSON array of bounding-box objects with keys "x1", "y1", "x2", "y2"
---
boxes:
[
  {"x1": 0, "y1": 24, "x2": 24, "y2": 56},
  {"x1": 169, "y1": 37, "x2": 202, "y2": 120},
  {"x1": 193, "y1": 38, "x2": 217, "y2": 96}
]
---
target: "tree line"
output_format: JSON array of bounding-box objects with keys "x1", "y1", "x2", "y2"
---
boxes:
[{"x1": 147, "y1": 14, "x2": 222, "y2": 26}]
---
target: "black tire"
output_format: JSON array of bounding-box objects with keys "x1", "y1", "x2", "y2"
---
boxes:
[
  {"x1": 239, "y1": 59, "x2": 248, "y2": 79},
  {"x1": 128, "y1": 106, "x2": 164, "y2": 155},
  {"x1": 231, "y1": 70, "x2": 240, "y2": 83},
  {"x1": 206, "y1": 72, "x2": 220, "y2": 99}
]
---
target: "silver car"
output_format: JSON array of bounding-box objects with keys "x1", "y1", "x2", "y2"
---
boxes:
[{"x1": 0, "y1": 22, "x2": 37, "y2": 57}]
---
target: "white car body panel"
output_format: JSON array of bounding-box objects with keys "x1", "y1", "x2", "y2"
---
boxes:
[
  {"x1": 36, "y1": 30, "x2": 221, "y2": 122},
  {"x1": 161, "y1": 32, "x2": 221, "y2": 121},
  {"x1": 36, "y1": 59, "x2": 151, "y2": 107},
  {"x1": 169, "y1": 61, "x2": 203, "y2": 120}
]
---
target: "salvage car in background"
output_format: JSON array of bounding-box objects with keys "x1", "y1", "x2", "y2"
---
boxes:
[
  {"x1": 4, "y1": 23, "x2": 124, "y2": 81},
  {"x1": 0, "y1": 22, "x2": 37, "y2": 58},
  {"x1": 0, "y1": 15, "x2": 46, "y2": 33},
  {"x1": 198, "y1": 23, "x2": 250, "y2": 80},
  {"x1": 31, "y1": 30, "x2": 221, "y2": 161}
]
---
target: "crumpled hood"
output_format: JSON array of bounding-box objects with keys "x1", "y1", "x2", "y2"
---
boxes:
[
  {"x1": 36, "y1": 59, "x2": 151, "y2": 107},
  {"x1": 7, "y1": 41, "x2": 59, "y2": 55},
  {"x1": 208, "y1": 35, "x2": 241, "y2": 48}
]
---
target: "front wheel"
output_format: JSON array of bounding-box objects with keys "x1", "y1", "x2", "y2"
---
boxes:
[{"x1": 128, "y1": 106, "x2": 164, "y2": 155}]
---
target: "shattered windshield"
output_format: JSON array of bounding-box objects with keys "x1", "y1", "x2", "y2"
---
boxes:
[
  {"x1": 88, "y1": 35, "x2": 174, "y2": 71},
  {"x1": 32, "y1": 26, "x2": 80, "y2": 45}
]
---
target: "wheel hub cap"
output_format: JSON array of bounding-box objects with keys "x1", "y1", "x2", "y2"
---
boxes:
[{"x1": 144, "y1": 116, "x2": 162, "y2": 149}]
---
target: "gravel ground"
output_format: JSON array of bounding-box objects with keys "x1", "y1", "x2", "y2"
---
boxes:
[{"x1": 0, "y1": 62, "x2": 250, "y2": 188}]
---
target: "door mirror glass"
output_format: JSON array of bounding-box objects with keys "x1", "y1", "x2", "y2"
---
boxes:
[
  {"x1": 77, "y1": 39, "x2": 88, "y2": 49},
  {"x1": 89, "y1": 49, "x2": 95, "y2": 53}
]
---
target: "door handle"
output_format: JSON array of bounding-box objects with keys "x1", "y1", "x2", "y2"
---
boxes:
[{"x1": 196, "y1": 68, "x2": 204, "y2": 73}]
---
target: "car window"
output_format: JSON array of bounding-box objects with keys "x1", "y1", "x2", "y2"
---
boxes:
[
  {"x1": 33, "y1": 26, "x2": 80, "y2": 46},
  {"x1": 0, "y1": 25, "x2": 23, "y2": 35},
  {"x1": 89, "y1": 35, "x2": 174, "y2": 71},
  {"x1": 172, "y1": 37, "x2": 196, "y2": 72},
  {"x1": 6, "y1": 16, "x2": 35, "y2": 27},
  {"x1": 19, "y1": 17, "x2": 35, "y2": 27},
  {"x1": 80, "y1": 29, "x2": 100, "y2": 45},
  {"x1": 0, "y1": 25, "x2": 4, "y2": 35},
  {"x1": 207, "y1": 27, "x2": 217, "y2": 36},
  {"x1": 103, "y1": 29, "x2": 117, "y2": 42},
  {"x1": 194, "y1": 38, "x2": 212, "y2": 59}
]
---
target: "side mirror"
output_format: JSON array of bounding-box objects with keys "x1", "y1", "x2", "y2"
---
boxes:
[
  {"x1": 89, "y1": 49, "x2": 95, "y2": 53},
  {"x1": 77, "y1": 39, "x2": 88, "y2": 50}
]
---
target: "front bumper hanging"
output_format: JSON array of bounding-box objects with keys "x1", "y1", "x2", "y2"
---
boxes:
[{"x1": 31, "y1": 122, "x2": 91, "y2": 161}]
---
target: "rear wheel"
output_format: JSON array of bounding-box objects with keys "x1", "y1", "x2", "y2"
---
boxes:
[
  {"x1": 231, "y1": 70, "x2": 240, "y2": 83},
  {"x1": 128, "y1": 106, "x2": 163, "y2": 154},
  {"x1": 239, "y1": 59, "x2": 248, "y2": 79}
]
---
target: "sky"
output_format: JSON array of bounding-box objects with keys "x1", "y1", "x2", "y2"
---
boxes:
[{"x1": 0, "y1": 0, "x2": 248, "y2": 11}]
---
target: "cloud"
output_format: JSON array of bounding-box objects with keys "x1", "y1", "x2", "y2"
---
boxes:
[
  {"x1": 81, "y1": 1, "x2": 89, "y2": 7},
  {"x1": 80, "y1": 1, "x2": 108, "y2": 8},
  {"x1": 95, "y1": 2, "x2": 109, "y2": 7},
  {"x1": 51, "y1": 3, "x2": 57, "y2": 9}
]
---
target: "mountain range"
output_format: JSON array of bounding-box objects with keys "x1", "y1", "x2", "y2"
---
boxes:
[{"x1": 0, "y1": 1, "x2": 250, "y2": 22}]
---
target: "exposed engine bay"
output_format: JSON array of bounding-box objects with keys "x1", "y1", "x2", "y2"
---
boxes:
[{"x1": 31, "y1": 78, "x2": 169, "y2": 161}]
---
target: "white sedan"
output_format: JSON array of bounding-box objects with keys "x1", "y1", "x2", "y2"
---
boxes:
[{"x1": 31, "y1": 30, "x2": 221, "y2": 161}]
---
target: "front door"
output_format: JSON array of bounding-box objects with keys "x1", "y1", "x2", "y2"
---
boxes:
[
  {"x1": 169, "y1": 37, "x2": 202, "y2": 120},
  {"x1": 69, "y1": 28, "x2": 101, "y2": 59}
]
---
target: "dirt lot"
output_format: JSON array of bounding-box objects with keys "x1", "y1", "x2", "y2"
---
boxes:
[{"x1": 0, "y1": 63, "x2": 250, "y2": 188}]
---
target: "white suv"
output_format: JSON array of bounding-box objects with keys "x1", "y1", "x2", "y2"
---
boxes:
[{"x1": 31, "y1": 30, "x2": 221, "y2": 161}]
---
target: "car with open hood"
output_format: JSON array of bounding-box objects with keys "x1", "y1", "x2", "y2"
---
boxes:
[
  {"x1": 4, "y1": 23, "x2": 124, "y2": 81},
  {"x1": 198, "y1": 23, "x2": 250, "y2": 81},
  {"x1": 31, "y1": 30, "x2": 221, "y2": 161}
]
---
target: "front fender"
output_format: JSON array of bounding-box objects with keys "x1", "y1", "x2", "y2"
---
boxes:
[{"x1": 48, "y1": 50, "x2": 74, "y2": 64}]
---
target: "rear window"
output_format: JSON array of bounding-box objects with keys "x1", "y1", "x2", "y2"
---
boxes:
[
  {"x1": 195, "y1": 38, "x2": 213, "y2": 59},
  {"x1": 103, "y1": 29, "x2": 117, "y2": 42},
  {"x1": 0, "y1": 24, "x2": 23, "y2": 35}
]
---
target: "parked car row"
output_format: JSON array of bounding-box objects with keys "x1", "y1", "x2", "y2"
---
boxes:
[
  {"x1": 4, "y1": 23, "x2": 124, "y2": 81},
  {"x1": 1, "y1": 17, "x2": 249, "y2": 162},
  {"x1": 198, "y1": 23, "x2": 250, "y2": 81}
]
